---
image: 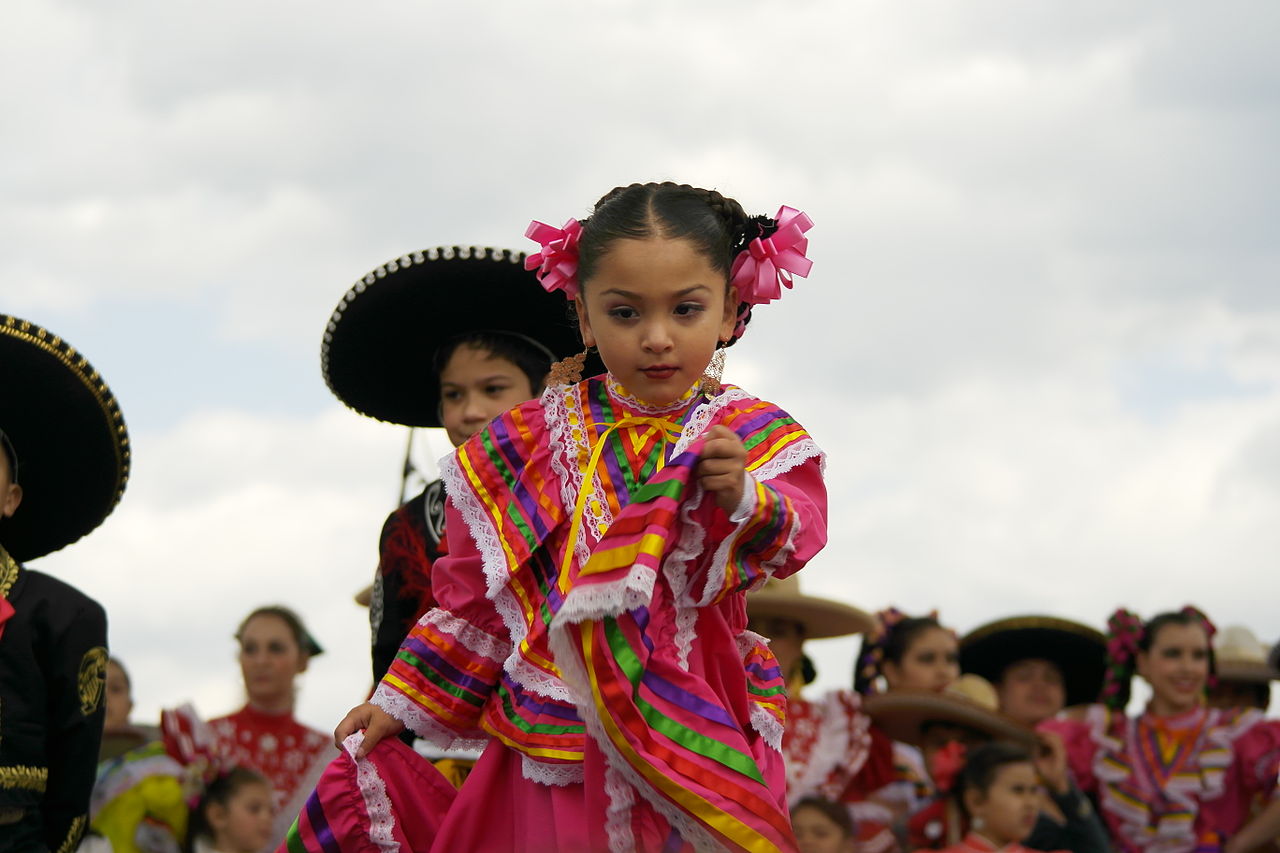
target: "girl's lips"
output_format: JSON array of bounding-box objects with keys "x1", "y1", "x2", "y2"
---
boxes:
[{"x1": 642, "y1": 367, "x2": 677, "y2": 379}]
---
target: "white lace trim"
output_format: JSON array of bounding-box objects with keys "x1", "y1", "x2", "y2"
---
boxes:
[
  {"x1": 604, "y1": 763, "x2": 638, "y2": 853},
  {"x1": 747, "y1": 436, "x2": 824, "y2": 485},
  {"x1": 729, "y1": 472, "x2": 758, "y2": 522},
  {"x1": 370, "y1": 684, "x2": 489, "y2": 753},
  {"x1": 670, "y1": 387, "x2": 754, "y2": 459},
  {"x1": 439, "y1": 453, "x2": 510, "y2": 601},
  {"x1": 504, "y1": 648, "x2": 574, "y2": 702},
  {"x1": 423, "y1": 610, "x2": 510, "y2": 664},
  {"x1": 750, "y1": 701, "x2": 785, "y2": 753},
  {"x1": 546, "y1": 382, "x2": 612, "y2": 565},
  {"x1": 665, "y1": 482, "x2": 708, "y2": 669},
  {"x1": 552, "y1": 565, "x2": 658, "y2": 628},
  {"x1": 520, "y1": 754, "x2": 584, "y2": 787},
  {"x1": 342, "y1": 733, "x2": 398, "y2": 852},
  {"x1": 605, "y1": 373, "x2": 704, "y2": 416}
]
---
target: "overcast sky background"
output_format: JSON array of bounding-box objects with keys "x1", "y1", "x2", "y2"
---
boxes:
[{"x1": 4, "y1": 0, "x2": 1278, "y2": 729}]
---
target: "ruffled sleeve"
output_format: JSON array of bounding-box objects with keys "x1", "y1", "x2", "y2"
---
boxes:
[
  {"x1": 1233, "y1": 716, "x2": 1280, "y2": 801},
  {"x1": 1039, "y1": 709, "x2": 1104, "y2": 795},
  {"x1": 371, "y1": 497, "x2": 513, "y2": 753}
]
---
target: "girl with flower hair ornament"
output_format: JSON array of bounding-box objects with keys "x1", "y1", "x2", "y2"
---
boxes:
[
  {"x1": 312, "y1": 182, "x2": 828, "y2": 853},
  {"x1": 1039, "y1": 607, "x2": 1280, "y2": 853}
]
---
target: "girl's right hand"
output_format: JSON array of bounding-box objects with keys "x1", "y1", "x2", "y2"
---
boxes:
[{"x1": 334, "y1": 702, "x2": 404, "y2": 758}]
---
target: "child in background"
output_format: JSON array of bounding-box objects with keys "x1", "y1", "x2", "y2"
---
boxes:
[
  {"x1": 941, "y1": 742, "x2": 1056, "y2": 853},
  {"x1": 320, "y1": 181, "x2": 828, "y2": 852},
  {"x1": 184, "y1": 768, "x2": 274, "y2": 853},
  {"x1": 791, "y1": 797, "x2": 857, "y2": 853}
]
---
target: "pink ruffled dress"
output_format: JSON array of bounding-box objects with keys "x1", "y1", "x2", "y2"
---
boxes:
[
  {"x1": 1041, "y1": 704, "x2": 1280, "y2": 853},
  {"x1": 371, "y1": 376, "x2": 829, "y2": 852}
]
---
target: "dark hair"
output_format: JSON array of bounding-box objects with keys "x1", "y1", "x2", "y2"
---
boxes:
[
  {"x1": 236, "y1": 605, "x2": 323, "y2": 658},
  {"x1": 791, "y1": 796, "x2": 855, "y2": 838},
  {"x1": 185, "y1": 766, "x2": 271, "y2": 853},
  {"x1": 854, "y1": 612, "x2": 948, "y2": 695},
  {"x1": 431, "y1": 331, "x2": 553, "y2": 397},
  {"x1": 953, "y1": 742, "x2": 1034, "y2": 819},
  {"x1": 575, "y1": 182, "x2": 779, "y2": 345},
  {"x1": 0, "y1": 428, "x2": 17, "y2": 484},
  {"x1": 1101, "y1": 607, "x2": 1215, "y2": 711}
]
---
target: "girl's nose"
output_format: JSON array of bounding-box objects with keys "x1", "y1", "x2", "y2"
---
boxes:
[{"x1": 642, "y1": 321, "x2": 674, "y2": 351}]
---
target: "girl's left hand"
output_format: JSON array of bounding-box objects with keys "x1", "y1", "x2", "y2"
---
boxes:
[{"x1": 697, "y1": 425, "x2": 747, "y2": 515}]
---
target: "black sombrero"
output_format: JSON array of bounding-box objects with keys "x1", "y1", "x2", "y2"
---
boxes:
[
  {"x1": 0, "y1": 314, "x2": 130, "y2": 562},
  {"x1": 959, "y1": 615, "x2": 1106, "y2": 708},
  {"x1": 322, "y1": 246, "x2": 594, "y2": 428}
]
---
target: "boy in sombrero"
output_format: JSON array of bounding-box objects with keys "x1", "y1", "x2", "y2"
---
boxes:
[{"x1": 0, "y1": 314, "x2": 130, "y2": 853}]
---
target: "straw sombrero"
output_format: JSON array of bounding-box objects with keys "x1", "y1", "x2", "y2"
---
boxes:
[
  {"x1": 959, "y1": 615, "x2": 1106, "y2": 708},
  {"x1": 746, "y1": 574, "x2": 875, "y2": 639},
  {"x1": 0, "y1": 315, "x2": 130, "y2": 562},
  {"x1": 863, "y1": 675, "x2": 1036, "y2": 750},
  {"x1": 321, "y1": 246, "x2": 596, "y2": 428},
  {"x1": 1214, "y1": 625, "x2": 1278, "y2": 683}
]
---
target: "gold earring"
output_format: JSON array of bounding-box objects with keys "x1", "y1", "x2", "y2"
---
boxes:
[
  {"x1": 548, "y1": 348, "x2": 589, "y2": 386},
  {"x1": 701, "y1": 347, "x2": 726, "y2": 396}
]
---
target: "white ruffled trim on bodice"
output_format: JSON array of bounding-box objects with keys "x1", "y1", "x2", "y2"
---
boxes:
[
  {"x1": 1088, "y1": 704, "x2": 1266, "y2": 853},
  {"x1": 785, "y1": 690, "x2": 873, "y2": 804}
]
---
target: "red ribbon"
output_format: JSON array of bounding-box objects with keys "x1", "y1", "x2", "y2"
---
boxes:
[
  {"x1": 524, "y1": 218, "x2": 583, "y2": 299},
  {"x1": 0, "y1": 596, "x2": 13, "y2": 642},
  {"x1": 729, "y1": 206, "x2": 814, "y2": 308}
]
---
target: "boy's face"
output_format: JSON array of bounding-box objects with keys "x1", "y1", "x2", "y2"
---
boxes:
[{"x1": 0, "y1": 448, "x2": 22, "y2": 522}]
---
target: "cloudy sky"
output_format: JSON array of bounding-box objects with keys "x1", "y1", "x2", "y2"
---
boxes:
[{"x1": 4, "y1": 0, "x2": 1278, "y2": 729}]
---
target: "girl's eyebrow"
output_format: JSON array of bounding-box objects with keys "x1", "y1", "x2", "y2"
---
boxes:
[
  {"x1": 599, "y1": 285, "x2": 713, "y2": 298},
  {"x1": 441, "y1": 374, "x2": 513, "y2": 387}
]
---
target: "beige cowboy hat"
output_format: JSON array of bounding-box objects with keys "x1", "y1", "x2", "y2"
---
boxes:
[
  {"x1": 1214, "y1": 625, "x2": 1278, "y2": 683},
  {"x1": 863, "y1": 674, "x2": 1037, "y2": 750},
  {"x1": 746, "y1": 574, "x2": 875, "y2": 639}
]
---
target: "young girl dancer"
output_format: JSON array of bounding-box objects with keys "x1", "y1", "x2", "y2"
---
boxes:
[
  {"x1": 1041, "y1": 608, "x2": 1280, "y2": 853},
  {"x1": 330, "y1": 182, "x2": 828, "y2": 852},
  {"x1": 938, "y1": 743, "x2": 1052, "y2": 853},
  {"x1": 186, "y1": 767, "x2": 275, "y2": 853}
]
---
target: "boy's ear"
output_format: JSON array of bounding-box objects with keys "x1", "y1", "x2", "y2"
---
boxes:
[
  {"x1": 206, "y1": 801, "x2": 230, "y2": 832},
  {"x1": 2, "y1": 483, "x2": 22, "y2": 518},
  {"x1": 575, "y1": 297, "x2": 596, "y2": 348},
  {"x1": 962, "y1": 786, "x2": 984, "y2": 820}
]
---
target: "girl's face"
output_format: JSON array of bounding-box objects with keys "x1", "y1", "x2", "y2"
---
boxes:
[
  {"x1": 210, "y1": 781, "x2": 275, "y2": 853},
  {"x1": 883, "y1": 627, "x2": 959, "y2": 692},
  {"x1": 438, "y1": 345, "x2": 537, "y2": 447},
  {"x1": 576, "y1": 237, "x2": 736, "y2": 405},
  {"x1": 104, "y1": 660, "x2": 133, "y2": 729},
  {"x1": 996, "y1": 658, "x2": 1066, "y2": 726},
  {"x1": 791, "y1": 804, "x2": 854, "y2": 853},
  {"x1": 1137, "y1": 622, "x2": 1209, "y2": 716},
  {"x1": 238, "y1": 614, "x2": 307, "y2": 707},
  {"x1": 966, "y1": 762, "x2": 1041, "y2": 847}
]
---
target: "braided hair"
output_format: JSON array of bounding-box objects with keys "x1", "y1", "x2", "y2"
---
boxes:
[
  {"x1": 1100, "y1": 606, "x2": 1217, "y2": 711},
  {"x1": 575, "y1": 182, "x2": 779, "y2": 345}
]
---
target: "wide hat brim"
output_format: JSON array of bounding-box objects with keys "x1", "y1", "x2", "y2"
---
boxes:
[
  {"x1": 863, "y1": 688, "x2": 1037, "y2": 750},
  {"x1": 747, "y1": 588, "x2": 875, "y2": 640},
  {"x1": 960, "y1": 615, "x2": 1107, "y2": 708},
  {"x1": 0, "y1": 315, "x2": 130, "y2": 562},
  {"x1": 322, "y1": 247, "x2": 596, "y2": 428}
]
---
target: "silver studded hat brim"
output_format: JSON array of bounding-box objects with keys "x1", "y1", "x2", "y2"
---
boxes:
[
  {"x1": 321, "y1": 247, "x2": 589, "y2": 428},
  {"x1": 0, "y1": 314, "x2": 131, "y2": 563}
]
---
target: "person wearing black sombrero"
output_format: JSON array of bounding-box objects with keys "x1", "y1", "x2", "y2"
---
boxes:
[
  {"x1": 322, "y1": 247, "x2": 594, "y2": 694},
  {"x1": 0, "y1": 314, "x2": 130, "y2": 853}
]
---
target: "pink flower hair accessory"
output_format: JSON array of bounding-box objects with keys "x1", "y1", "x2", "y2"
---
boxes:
[
  {"x1": 729, "y1": 205, "x2": 814, "y2": 309},
  {"x1": 524, "y1": 218, "x2": 583, "y2": 300}
]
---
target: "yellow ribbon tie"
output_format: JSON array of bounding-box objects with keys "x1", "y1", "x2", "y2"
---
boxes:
[{"x1": 559, "y1": 416, "x2": 683, "y2": 589}]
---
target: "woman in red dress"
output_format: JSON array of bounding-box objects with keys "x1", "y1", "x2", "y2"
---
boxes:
[{"x1": 208, "y1": 606, "x2": 332, "y2": 851}]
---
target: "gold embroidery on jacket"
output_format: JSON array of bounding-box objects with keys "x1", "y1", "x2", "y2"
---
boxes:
[
  {"x1": 55, "y1": 814, "x2": 87, "y2": 853},
  {"x1": 78, "y1": 647, "x2": 108, "y2": 716},
  {"x1": 0, "y1": 765, "x2": 49, "y2": 792}
]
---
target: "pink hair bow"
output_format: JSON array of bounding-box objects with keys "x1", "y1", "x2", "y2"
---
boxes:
[
  {"x1": 524, "y1": 218, "x2": 583, "y2": 299},
  {"x1": 729, "y1": 206, "x2": 814, "y2": 307}
]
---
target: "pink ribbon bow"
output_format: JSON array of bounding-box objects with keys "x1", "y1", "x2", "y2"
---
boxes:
[
  {"x1": 525, "y1": 218, "x2": 583, "y2": 299},
  {"x1": 729, "y1": 206, "x2": 814, "y2": 308}
]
